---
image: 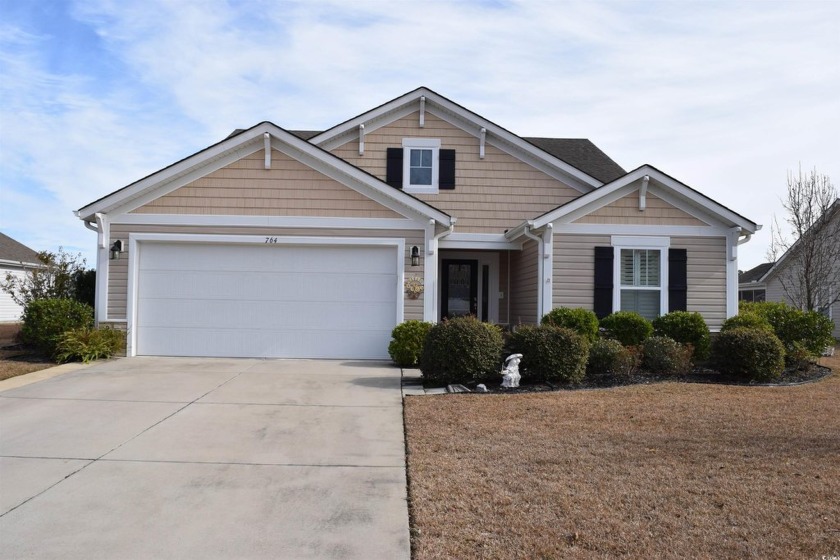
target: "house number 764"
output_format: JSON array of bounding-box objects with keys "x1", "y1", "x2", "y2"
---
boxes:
[{"x1": 265, "y1": 237, "x2": 278, "y2": 244}]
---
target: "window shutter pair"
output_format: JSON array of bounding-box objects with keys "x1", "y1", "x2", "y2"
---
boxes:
[
  {"x1": 385, "y1": 148, "x2": 455, "y2": 189},
  {"x1": 592, "y1": 247, "x2": 687, "y2": 317}
]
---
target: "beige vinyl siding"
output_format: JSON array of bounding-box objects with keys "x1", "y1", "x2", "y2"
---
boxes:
[
  {"x1": 509, "y1": 240, "x2": 539, "y2": 324},
  {"x1": 573, "y1": 192, "x2": 707, "y2": 226},
  {"x1": 132, "y1": 149, "x2": 401, "y2": 219},
  {"x1": 552, "y1": 234, "x2": 611, "y2": 311},
  {"x1": 551, "y1": 234, "x2": 727, "y2": 330},
  {"x1": 671, "y1": 237, "x2": 727, "y2": 331},
  {"x1": 331, "y1": 111, "x2": 581, "y2": 233},
  {"x1": 106, "y1": 225, "x2": 424, "y2": 321}
]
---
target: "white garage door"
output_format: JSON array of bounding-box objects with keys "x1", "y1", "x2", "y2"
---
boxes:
[{"x1": 135, "y1": 242, "x2": 399, "y2": 359}]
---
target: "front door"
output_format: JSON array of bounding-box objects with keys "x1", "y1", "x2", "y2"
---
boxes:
[{"x1": 441, "y1": 259, "x2": 478, "y2": 318}]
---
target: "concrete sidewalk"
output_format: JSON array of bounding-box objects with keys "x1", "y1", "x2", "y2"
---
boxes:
[{"x1": 0, "y1": 358, "x2": 409, "y2": 559}]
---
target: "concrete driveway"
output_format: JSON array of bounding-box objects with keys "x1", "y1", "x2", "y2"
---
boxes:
[{"x1": 0, "y1": 358, "x2": 409, "y2": 559}]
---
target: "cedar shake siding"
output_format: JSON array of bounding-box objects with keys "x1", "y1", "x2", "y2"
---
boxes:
[
  {"x1": 105, "y1": 225, "x2": 424, "y2": 322},
  {"x1": 132, "y1": 149, "x2": 402, "y2": 219},
  {"x1": 331, "y1": 112, "x2": 582, "y2": 233},
  {"x1": 572, "y1": 191, "x2": 708, "y2": 226},
  {"x1": 509, "y1": 240, "x2": 539, "y2": 325}
]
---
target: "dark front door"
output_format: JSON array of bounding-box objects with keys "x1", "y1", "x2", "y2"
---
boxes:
[{"x1": 441, "y1": 259, "x2": 478, "y2": 318}]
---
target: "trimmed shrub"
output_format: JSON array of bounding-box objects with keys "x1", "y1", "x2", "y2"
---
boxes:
[
  {"x1": 586, "y1": 338, "x2": 639, "y2": 377},
  {"x1": 720, "y1": 312, "x2": 774, "y2": 333},
  {"x1": 509, "y1": 325, "x2": 589, "y2": 384},
  {"x1": 642, "y1": 336, "x2": 693, "y2": 376},
  {"x1": 21, "y1": 298, "x2": 94, "y2": 358},
  {"x1": 652, "y1": 311, "x2": 710, "y2": 362},
  {"x1": 55, "y1": 327, "x2": 125, "y2": 364},
  {"x1": 541, "y1": 307, "x2": 599, "y2": 343},
  {"x1": 712, "y1": 327, "x2": 785, "y2": 382},
  {"x1": 387, "y1": 320, "x2": 433, "y2": 367},
  {"x1": 420, "y1": 316, "x2": 504, "y2": 385},
  {"x1": 599, "y1": 311, "x2": 653, "y2": 347},
  {"x1": 740, "y1": 301, "x2": 834, "y2": 360}
]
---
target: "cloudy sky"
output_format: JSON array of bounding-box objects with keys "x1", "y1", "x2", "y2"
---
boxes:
[{"x1": 1, "y1": 0, "x2": 838, "y2": 270}]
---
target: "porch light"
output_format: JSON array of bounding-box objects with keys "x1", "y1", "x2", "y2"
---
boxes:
[
  {"x1": 411, "y1": 245, "x2": 420, "y2": 267},
  {"x1": 110, "y1": 240, "x2": 123, "y2": 260}
]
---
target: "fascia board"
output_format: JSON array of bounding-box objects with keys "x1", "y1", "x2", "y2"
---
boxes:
[
  {"x1": 312, "y1": 87, "x2": 602, "y2": 192},
  {"x1": 532, "y1": 166, "x2": 758, "y2": 233},
  {"x1": 78, "y1": 126, "x2": 270, "y2": 219}
]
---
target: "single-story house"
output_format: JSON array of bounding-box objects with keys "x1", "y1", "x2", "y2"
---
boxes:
[
  {"x1": 738, "y1": 262, "x2": 774, "y2": 302},
  {"x1": 754, "y1": 199, "x2": 839, "y2": 338},
  {"x1": 76, "y1": 87, "x2": 759, "y2": 359},
  {"x1": 0, "y1": 233, "x2": 41, "y2": 323}
]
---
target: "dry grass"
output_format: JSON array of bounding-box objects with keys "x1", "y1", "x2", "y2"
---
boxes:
[{"x1": 405, "y1": 349, "x2": 840, "y2": 559}]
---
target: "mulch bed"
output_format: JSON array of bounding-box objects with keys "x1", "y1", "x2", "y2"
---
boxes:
[{"x1": 445, "y1": 362, "x2": 833, "y2": 394}]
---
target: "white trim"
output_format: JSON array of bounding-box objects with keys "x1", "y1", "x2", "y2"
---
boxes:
[
  {"x1": 263, "y1": 133, "x2": 271, "y2": 169},
  {"x1": 423, "y1": 220, "x2": 437, "y2": 322},
  {"x1": 358, "y1": 124, "x2": 365, "y2": 156},
  {"x1": 402, "y1": 138, "x2": 440, "y2": 193},
  {"x1": 111, "y1": 213, "x2": 426, "y2": 230},
  {"x1": 419, "y1": 96, "x2": 425, "y2": 127},
  {"x1": 95, "y1": 213, "x2": 109, "y2": 324},
  {"x1": 439, "y1": 233, "x2": 522, "y2": 251},
  {"x1": 309, "y1": 88, "x2": 603, "y2": 191},
  {"x1": 611, "y1": 241, "x2": 669, "y2": 320},
  {"x1": 550, "y1": 223, "x2": 730, "y2": 237},
  {"x1": 532, "y1": 166, "x2": 757, "y2": 233},
  {"x1": 125, "y1": 233, "x2": 405, "y2": 357},
  {"x1": 541, "y1": 225, "x2": 554, "y2": 318},
  {"x1": 726, "y1": 228, "x2": 740, "y2": 318}
]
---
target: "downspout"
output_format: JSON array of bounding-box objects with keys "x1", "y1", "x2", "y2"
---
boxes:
[
  {"x1": 426, "y1": 218, "x2": 456, "y2": 322},
  {"x1": 522, "y1": 222, "x2": 545, "y2": 322}
]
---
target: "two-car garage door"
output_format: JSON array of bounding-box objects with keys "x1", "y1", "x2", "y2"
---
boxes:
[{"x1": 134, "y1": 242, "x2": 399, "y2": 359}]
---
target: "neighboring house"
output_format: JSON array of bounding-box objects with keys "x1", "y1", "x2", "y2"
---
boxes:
[
  {"x1": 757, "y1": 199, "x2": 840, "y2": 338},
  {"x1": 0, "y1": 233, "x2": 41, "y2": 322},
  {"x1": 76, "y1": 87, "x2": 758, "y2": 359},
  {"x1": 738, "y1": 262, "x2": 774, "y2": 302}
]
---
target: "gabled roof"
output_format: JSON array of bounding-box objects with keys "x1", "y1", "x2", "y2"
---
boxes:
[
  {"x1": 522, "y1": 138, "x2": 625, "y2": 184},
  {"x1": 757, "y1": 197, "x2": 840, "y2": 283},
  {"x1": 739, "y1": 262, "x2": 774, "y2": 284},
  {"x1": 308, "y1": 86, "x2": 607, "y2": 193},
  {"x1": 0, "y1": 232, "x2": 40, "y2": 266},
  {"x1": 76, "y1": 121, "x2": 452, "y2": 225},
  {"x1": 507, "y1": 164, "x2": 758, "y2": 238}
]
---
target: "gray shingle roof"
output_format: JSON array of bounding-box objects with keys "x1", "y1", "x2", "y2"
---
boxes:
[
  {"x1": 522, "y1": 137, "x2": 626, "y2": 184},
  {"x1": 739, "y1": 262, "x2": 774, "y2": 284},
  {"x1": 0, "y1": 233, "x2": 40, "y2": 264}
]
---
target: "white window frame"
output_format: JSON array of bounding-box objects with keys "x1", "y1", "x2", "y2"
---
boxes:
[
  {"x1": 611, "y1": 236, "x2": 669, "y2": 320},
  {"x1": 402, "y1": 138, "x2": 440, "y2": 193}
]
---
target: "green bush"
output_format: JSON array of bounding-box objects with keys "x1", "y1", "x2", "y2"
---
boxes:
[
  {"x1": 387, "y1": 320, "x2": 433, "y2": 367},
  {"x1": 711, "y1": 327, "x2": 785, "y2": 382},
  {"x1": 652, "y1": 311, "x2": 710, "y2": 362},
  {"x1": 642, "y1": 336, "x2": 693, "y2": 376},
  {"x1": 586, "y1": 338, "x2": 640, "y2": 377},
  {"x1": 509, "y1": 325, "x2": 590, "y2": 384},
  {"x1": 720, "y1": 312, "x2": 774, "y2": 333},
  {"x1": 21, "y1": 298, "x2": 94, "y2": 358},
  {"x1": 55, "y1": 327, "x2": 125, "y2": 364},
  {"x1": 420, "y1": 316, "x2": 504, "y2": 385},
  {"x1": 599, "y1": 311, "x2": 653, "y2": 346},
  {"x1": 740, "y1": 301, "x2": 834, "y2": 359},
  {"x1": 541, "y1": 307, "x2": 600, "y2": 343}
]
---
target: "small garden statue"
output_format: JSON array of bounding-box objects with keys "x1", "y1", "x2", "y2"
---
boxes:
[{"x1": 501, "y1": 353, "x2": 523, "y2": 388}]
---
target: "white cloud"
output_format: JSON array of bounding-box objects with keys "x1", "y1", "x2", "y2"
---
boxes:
[{"x1": 1, "y1": 0, "x2": 838, "y2": 271}]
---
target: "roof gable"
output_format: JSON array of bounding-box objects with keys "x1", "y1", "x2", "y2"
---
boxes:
[
  {"x1": 77, "y1": 122, "x2": 451, "y2": 225},
  {"x1": 526, "y1": 165, "x2": 758, "y2": 233},
  {"x1": 309, "y1": 87, "x2": 608, "y2": 193}
]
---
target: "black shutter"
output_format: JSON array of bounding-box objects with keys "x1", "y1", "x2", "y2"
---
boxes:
[
  {"x1": 439, "y1": 149, "x2": 456, "y2": 190},
  {"x1": 668, "y1": 248, "x2": 687, "y2": 312},
  {"x1": 386, "y1": 148, "x2": 403, "y2": 188},
  {"x1": 593, "y1": 246, "x2": 614, "y2": 319}
]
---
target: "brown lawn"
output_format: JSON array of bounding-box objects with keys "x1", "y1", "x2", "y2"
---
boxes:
[
  {"x1": 405, "y1": 350, "x2": 840, "y2": 559},
  {"x1": 0, "y1": 348, "x2": 53, "y2": 381}
]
